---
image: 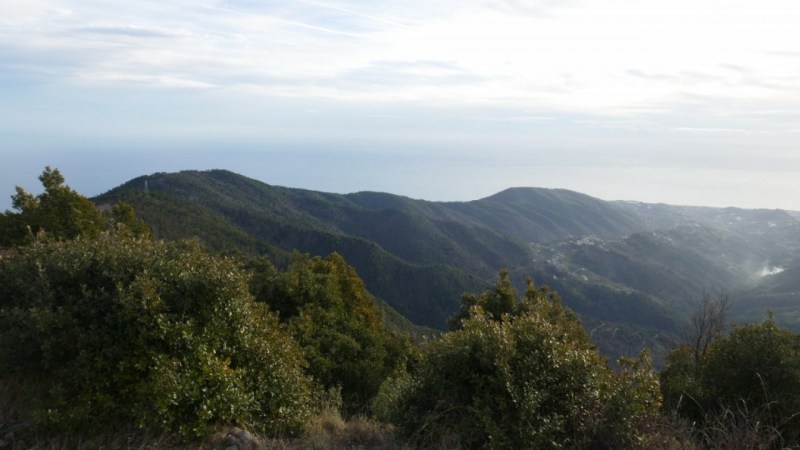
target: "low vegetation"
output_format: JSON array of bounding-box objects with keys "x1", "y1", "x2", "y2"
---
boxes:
[
  {"x1": 382, "y1": 272, "x2": 661, "y2": 449},
  {"x1": 249, "y1": 252, "x2": 413, "y2": 413},
  {"x1": 3, "y1": 168, "x2": 800, "y2": 449},
  {"x1": 0, "y1": 233, "x2": 314, "y2": 438}
]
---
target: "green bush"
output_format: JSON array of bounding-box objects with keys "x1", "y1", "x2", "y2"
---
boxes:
[
  {"x1": 0, "y1": 233, "x2": 313, "y2": 438},
  {"x1": 385, "y1": 274, "x2": 661, "y2": 449},
  {"x1": 251, "y1": 252, "x2": 412, "y2": 412},
  {"x1": 702, "y1": 317, "x2": 800, "y2": 412},
  {"x1": 661, "y1": 315, "x2": 800, "y2": 446}
]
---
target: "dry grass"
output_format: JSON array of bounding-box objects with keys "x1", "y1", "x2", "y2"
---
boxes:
[
  {"x1": 262, "y1": 409, "x2": 401, "y2": 450},
  {"x1": 696, "y1": 401, "x2": 800, "y2": 450},
  {"x1": 260, "y1": 409, "x2": 460, "y2": 450},
  {"x1": 640, "y1": 401, "x2": 800, "y2": 450}
]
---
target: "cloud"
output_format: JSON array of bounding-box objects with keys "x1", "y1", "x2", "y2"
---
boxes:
[
  {"x1": 72, "y1": 26, "x2": 174, "y2": 38},
  {"x1": 291, "y1": 0, "x2": 411, "y2": 28},
  {"x1": 3, "y1": 0, "x2": 799, "y2": 115},
  {"x1": 3, "y1": 0, "x2": 799, "y2": 146},
  {"x1": 339, "y1": 60, "x2": 490, "y2": 89},
  {"x1": 1, "y1": 0, "x2": 800, "y2": 201}
]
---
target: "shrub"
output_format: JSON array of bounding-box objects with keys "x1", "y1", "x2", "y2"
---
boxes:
[
  {"x1": 251, "y1": 252, "x2": 412, "y2": 412},
  {"x1": 385, "y1": 274, "x2": 661, "y2": 450},
  {"x1": 661, "y1": 315, "x2": 800, "y2": 446},
  {"x1": 0, "y1": 233, "x2": 313, "y2": 438}
]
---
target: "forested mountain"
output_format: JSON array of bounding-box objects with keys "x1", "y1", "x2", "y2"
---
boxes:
[{"x1": 94, "y1": 170, "x2": 800, "y2": 363}]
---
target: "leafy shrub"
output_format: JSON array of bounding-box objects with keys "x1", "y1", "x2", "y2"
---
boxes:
[
  {"x1": 447, "y1": 268, "x2": 516, "y2": 329},
  {"x1": 702, "y1": 317, "x2": 800, "y2": 413},
  {"x1": 0, "y1": 233, "x2": 313, "y2": 438},
  {"x1": 661, "y1": 315, "x2": 800, "y2": 446},
  {"x1": 251, "y1": 252, "x2": 412, "y2": 412},
  {"x1": 660, "y1": 344, "x2": 705, "y2": 421},
  {"x1": 384, "y1": 273, "x2": 661, "y2": 449}
]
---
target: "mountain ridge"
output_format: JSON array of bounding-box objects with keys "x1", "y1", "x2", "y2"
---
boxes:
[{"x1": 95, "y1": 169, "x2": 800, "y2": 363}]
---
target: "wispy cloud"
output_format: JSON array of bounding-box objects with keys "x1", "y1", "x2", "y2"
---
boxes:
[
  {"x1": 292, "y1": 0, "x2": 411, "y2": 28},
  {"x1": 72, "y1": 26, "x2": 174, "y2": 38},
  {"x1": 4, "y1": 0, "x2": 800, "y2": 113},
  {"x1": 2, "y1": 0, "x2": 800, "y2": 209}
]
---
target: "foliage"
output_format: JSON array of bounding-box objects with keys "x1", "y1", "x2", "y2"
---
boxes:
[
  {"x1": 448, "y1": 268, "x2": 516, "y2": 329},
  {"x1": 0, "y1": 233, "x2": 313, "y2": 438},
  {"x1": 702, "y1": 317, "x2": 800, "y2": 438},
  {"x1": 250, "y1": 252, "x2": 412, "y2": 413},
  {"x1": 684, "y1": 291, "x2": 730, "y2": 377},
  {"x1": 662, "y1": 314, "x2": 800, "y2": 445},
  {"x1": 0, "y1": 168, "x2": 152, "y2": 246},
  {"x1": 98, "y1": 190, "x2": 271, "y2": 255},
  {"x1": 108, "y1": 201, "x2": 151, "y2": 237},
  {"x1": 660, "y1": 344, "x2": 706, "y2": 420},
  {"x1": 0, "y1": 167, "x2": 105, "y2": 245},
  {"x1": 385, "y1": 273, "x2": 662, "y2": 449},
  {"x1": 660, "y1": 292, "x2": 730, "y2": 419}
]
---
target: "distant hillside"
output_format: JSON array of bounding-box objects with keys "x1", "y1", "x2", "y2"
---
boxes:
[
  {"x1": 732, "y1": 258, "x2": 800, "y2": 330},
  {"x1": 96, "y1": 171, "x2": 645, "y2": 326},
  {"x1": 615, "y1": 201, "x2": 800, "y2": 259},
  {"x1": 465, "y1": 187, "x2": 646, "y2": 243},
  {"x1": 95, "y1": 170, "x2": 800, "y2": 364}
]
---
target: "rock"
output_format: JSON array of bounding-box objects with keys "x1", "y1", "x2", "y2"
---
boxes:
[{"x1": 219, "y1": 426, "x2": 259, "y2": 450}]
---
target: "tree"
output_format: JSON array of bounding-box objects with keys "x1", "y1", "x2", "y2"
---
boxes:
[
  {"x1": 385, "y1": 272, "x2": 661, "y2": 449},
  {"x1": 108, "y1": 201, "x2": 151, "y2": 237},
  {"x1": 661, "y1": 291, "x2": 732, "y2": 418},
  {"x1": 448, "y1": 268, "x2": 517, "y2": 329},
  {"x1": 1, "y1": 167, "x2": 105, "y2": 245},
  {"x1": 0, "y1": 233, "x2": 313, "y2": 438},
  {"x1": 684, "y1": 291, "x2": 730, "y2": 378},
  {"x1": 250, "y1": 252, "x2": 412, "y2": 412}
]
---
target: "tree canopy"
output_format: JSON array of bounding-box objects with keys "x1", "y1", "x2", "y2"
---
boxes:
[
  {"x1": 0, "y1": 233, "x2": 313, "y2": 438},
  {"x1": 250, "y1": 252, "x2": 412, "y2": 412},
  {"x1": 385, "y1": 272, "x2": 661, "y2": 449},
  {"x1": 1, "y1": 167, "x2": 105, "y2": 245},
  {"x1": 0, "y1": 167, "x2": 150, "y2": 246}
]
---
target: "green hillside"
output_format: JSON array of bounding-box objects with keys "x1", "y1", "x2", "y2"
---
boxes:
[{"x1": 94, "y1": 169, "x2": 800, "y2": 364}]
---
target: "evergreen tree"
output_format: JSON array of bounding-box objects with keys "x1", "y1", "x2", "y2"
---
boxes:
[
  {"x1": 109, "y1": 201, "x2": 151, "y2": 237},
  {"x1": 251, "y1": 252, "x2": 412, "y2": 412},
  {"x1": 448, "y1": 268, "x2": 518, "y2": 329},
  {"x1": 1, "y1": 167, "x2": 105, "y2": 245}
]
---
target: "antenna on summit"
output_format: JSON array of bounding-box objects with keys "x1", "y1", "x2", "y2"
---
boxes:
[{"x1": 145, "y1": 179, "x2": 149, "y2": 196}]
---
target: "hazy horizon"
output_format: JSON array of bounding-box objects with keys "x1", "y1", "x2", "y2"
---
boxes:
[
  {"x1": 3, "y1": 162, "x2": 798, "y2": 213},
  {"x1": 2, "y1": 0, "x2": 799, "y2": 210}
]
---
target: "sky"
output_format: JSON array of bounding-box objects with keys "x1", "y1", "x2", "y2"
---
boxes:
[{"x1": 2, "y1": 0, "x2": 800, "y2": 210}]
